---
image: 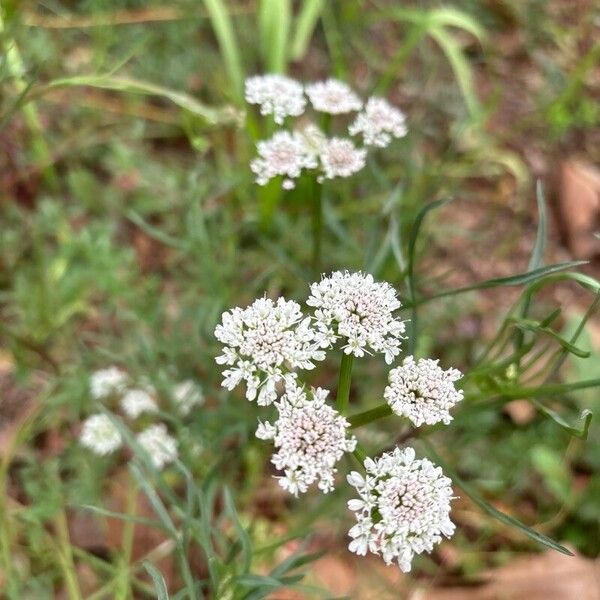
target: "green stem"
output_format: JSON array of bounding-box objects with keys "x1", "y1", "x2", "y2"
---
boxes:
[
  {"x1": 352, "y1": 443, "x2": 367, "y2": 466},
  {"x1": 349, "y1": 404, "x2": 393, "y2": 428},
  {"x1": 336, "y1": 353, "x2": 354, "y2": 415},
  {"x1": 311, "y1": 180, "x2": 323, "y2": 274},
  {"x1": 0, "y1": 8, "x2": 57, "y2": 190},
  {"x1": 54, "y1": 508, "x2": 83, "y2": 600}
]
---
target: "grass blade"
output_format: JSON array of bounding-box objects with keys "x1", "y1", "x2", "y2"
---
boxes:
[
  {"x1": 201, "y1": 0, "x2": 244, "y2": 102},
  {"x1": 529, "y1": 181, "x2": 547, "y2": 270},
  {"x1": 40, "y1": 74, "x2": 241, "y2": 125},
  {"x1": 411, "y1": 261, "x2": 589, "y2": 307},
  {"x1": 223, "y1": 487, "x2": 252, "y2": 574},
  {"x1": 259, "y1": 0, "x2": 292, "y2": 72},
  {"x1": 291, "y1": 0, "x2": 324, "y2": 60},
  {"x1": 406, "y1": 197, "x2": 453, "y2": 352},
  {"x1": 143, "y1": 561, "x2": 170, "y2": 600},
  {"x1": 531, "y1": 402, "x2": 592, "y2": 439}
]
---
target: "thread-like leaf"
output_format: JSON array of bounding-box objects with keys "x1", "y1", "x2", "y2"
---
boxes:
[{"x1": 143, "y1": 561, "x2": 170, "y2": 600}]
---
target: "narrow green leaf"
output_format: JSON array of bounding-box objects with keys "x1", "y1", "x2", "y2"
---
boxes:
[
  {"x1": 429, "y1": 7, "x2": 486, "y2": 42},
  {"x1": 143, "y1": 561, "x2": 170, "y2": 600},
  {"x1": 429, "y1": 26, "x2": 480, "y2": 115},
  {"x1": 407, "y1": 197, "x2": 453, "y2": 352},
  {"x1": 413, "y1": 261, "x2": 588, "y2": 306},
  {"x1": 76, "y1": 505, "x2": 166, "y2": 532},
  {"x1": 223, "y1": 487, "x2": 252, "y2": 574},
  {"x1": 41, "y1": 75, "x2": 241, "y2": 125},
  {"x1": 259, "y1": 0, "x2": 291, "y2": 72},
  {"x1": 291, "y1": 0, "x2": 324, "y2": 60},
  {"x1": 510, "y1": 318, "x2": 591, "y2": 358},
  {"x1": 531, "y1": 401, "x2": 593, "y2": 439},
  {"x1": 528, "y1": 181, "x2": 547, "y2": 270},
  {"x1": 129, "y1": 463, "x2": 177, "y2": 537},
  {"x1": 201, "y1": 0, "x2": 245, "y2": 102},
  {"x1": 426, "y1": 445, "x2": 574, "y2": 556}
]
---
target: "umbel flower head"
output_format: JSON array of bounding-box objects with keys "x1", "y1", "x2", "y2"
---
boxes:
[
  {"x1": 347, "y1": 447, "x2": 455, "y2": 572},
  {"x1": 90, "y1": 367, "x2": 127, "y2": 400},
  {"x1": 349, "y1": 97, "x2": 407, "y2": 147},
  {"x1": 256, "y1": 382, "x2": 357, "y2": 496},
  {"x1": 214, "y1": 297, "x2": 326, "y2": 406},
  {"x1": 319, "y1": 137, "x2": 367, "y2": 181},
  {"x1": 385, "y1": 356, "x2": 464, "y2": 427},
  {"x1": 305, "y1": 79, "x2": 363, "y2": 114},
  {"x1": 120, "y1": 387, "x2": 158, "y2": 419},
  {"x1": 80, "y1": 414, "x2": 122, "y2": 455},
  {"x1": 307, "y1": 271, "x2": 406, "y2": 363},
  {"x1": 250, "y1": 131, "x2": 318, "y2": 189},
  {"x1": 245, "y1": 74, "x2": 306, "y2": 124},
  {"x1": 137, "y1": 424, "x2": 178, "y2": 470}
]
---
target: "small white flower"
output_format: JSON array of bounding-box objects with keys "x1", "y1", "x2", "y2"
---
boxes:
[
  {"x1": 215, "y1": 297, "x2": 326, "y2": 405},
  {"x1": 258, "y1": 381, "x2": 357, "y2": 496},
  {"x1": 307, "y1": 271, "x2": 406, "y2": 363},
  {"x1": 347, "y1": 447, "x2": 455, "y2": 573},
  {"x1": 80, "y1": 414, "x2": 122, "y2": 455},
  {"x1": 136, "y1": 424, "x2": 178, "y2": 470},
  {"x1": 173, "y1": 380, "x2": 204, "y2": 416},
  {"x1": 305, "y1": 79, "x2": 363, "y2": 114},
  {"x1": 349, "y1": 97, "x2": 407, "y2": 147},
  {"x1": 319, "y1": 137, "x2": 367, "y2": 180},
  {"x1": 385, "y1": 356, "x2": 463, "y2": 427},
  {"x1": 90, "y1": 367, "x2": 127, "y2": 400},
  {"x1": 245, "y1": 74, "x2": 306, "y2": 124},
  {"x1": 120, "y1": 388, "x2": 158, "y2": 419},
  {"x1": 250, "y1": 131, "x2": 318, "y2": 188}
]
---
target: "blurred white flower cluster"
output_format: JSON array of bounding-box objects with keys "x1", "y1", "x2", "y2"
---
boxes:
[
  {"x1": 215, "y1": 270, "x2": 464, "y2": 572},
  {"x1": 80, "y1": 367, "x2": 204, "y2": 471},
  {"x1": 246, "y1": 75, "x2": 407, "y2": 189}
]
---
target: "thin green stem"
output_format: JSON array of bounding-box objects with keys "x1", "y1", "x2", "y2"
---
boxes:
[
  {"x1": 0, "y1": 8, "x2": 57, "y2": 189},
  {"x1": 348, "y1": 404, "x2": 393, "y2": 428},
  {"x1": 54, "y1": 508, "x2": 83, "y2": 600},
  {"x1": 311, "y1": 180, "x2": 323, "y2": 274},
  {"x1": 336, "y1": 353, "x2": 354, "y2": 415}
]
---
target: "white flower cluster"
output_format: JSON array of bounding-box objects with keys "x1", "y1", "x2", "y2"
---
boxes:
[
  {"x1": 250, "y1": 131, "x2": 318, "y2": 190},
  {"x1": 81, "y1": 368, "x2": 203, "y2": 469},
  {"x1": 347, "y1": 447, "x2": 455, "y2": 573},
  {"x1": 246, "y1": 75, "x2": 407, "y2": 188},
  {"x1": 120, "y1": 388, "x2": 158, "y2": 419},
  {"x1": 80, "y1": 414, "x2": 122, "y2": 455},
  {"x1": 385, "y1": 356, "x2": 464, "y2": 426},
  {"x1": 245, "y1": 74, "x2": 306, "y2": 124},
  {"x1": 215, "y1": 297, "x2": 326, "y2": 405},
  {"x1": 307, "y1": 271, "x2": 406, "y2": 363},
  {"x1": 215, "y1": 273, "x2": 463, "y2": 571},
  {"x1": 305, "y1": 79, "x2": 363, "y2": 114},
  {"x1": 256, "y1": 382, "x2": 356, "y2": 496},
  {"x1": 137, "y1": 424, "x2": 178, "y2": 470},
  {"x1": 90, "y1": 367, "x2": 127, "y2": 400},
  {"x1": 349, "y1": 97, "x2": 408, "y2": 147},
  {"x1": 173, "y1": 380, "x2": 205, "y2": 416}
]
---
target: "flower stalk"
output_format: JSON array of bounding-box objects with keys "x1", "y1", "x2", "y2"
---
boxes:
[
  {"x1": 311, "y1": 179, "x2": 323, "y2": 273},
  {"x1": 336, "y1": 353, "x2": 354, "y2": 415}
]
